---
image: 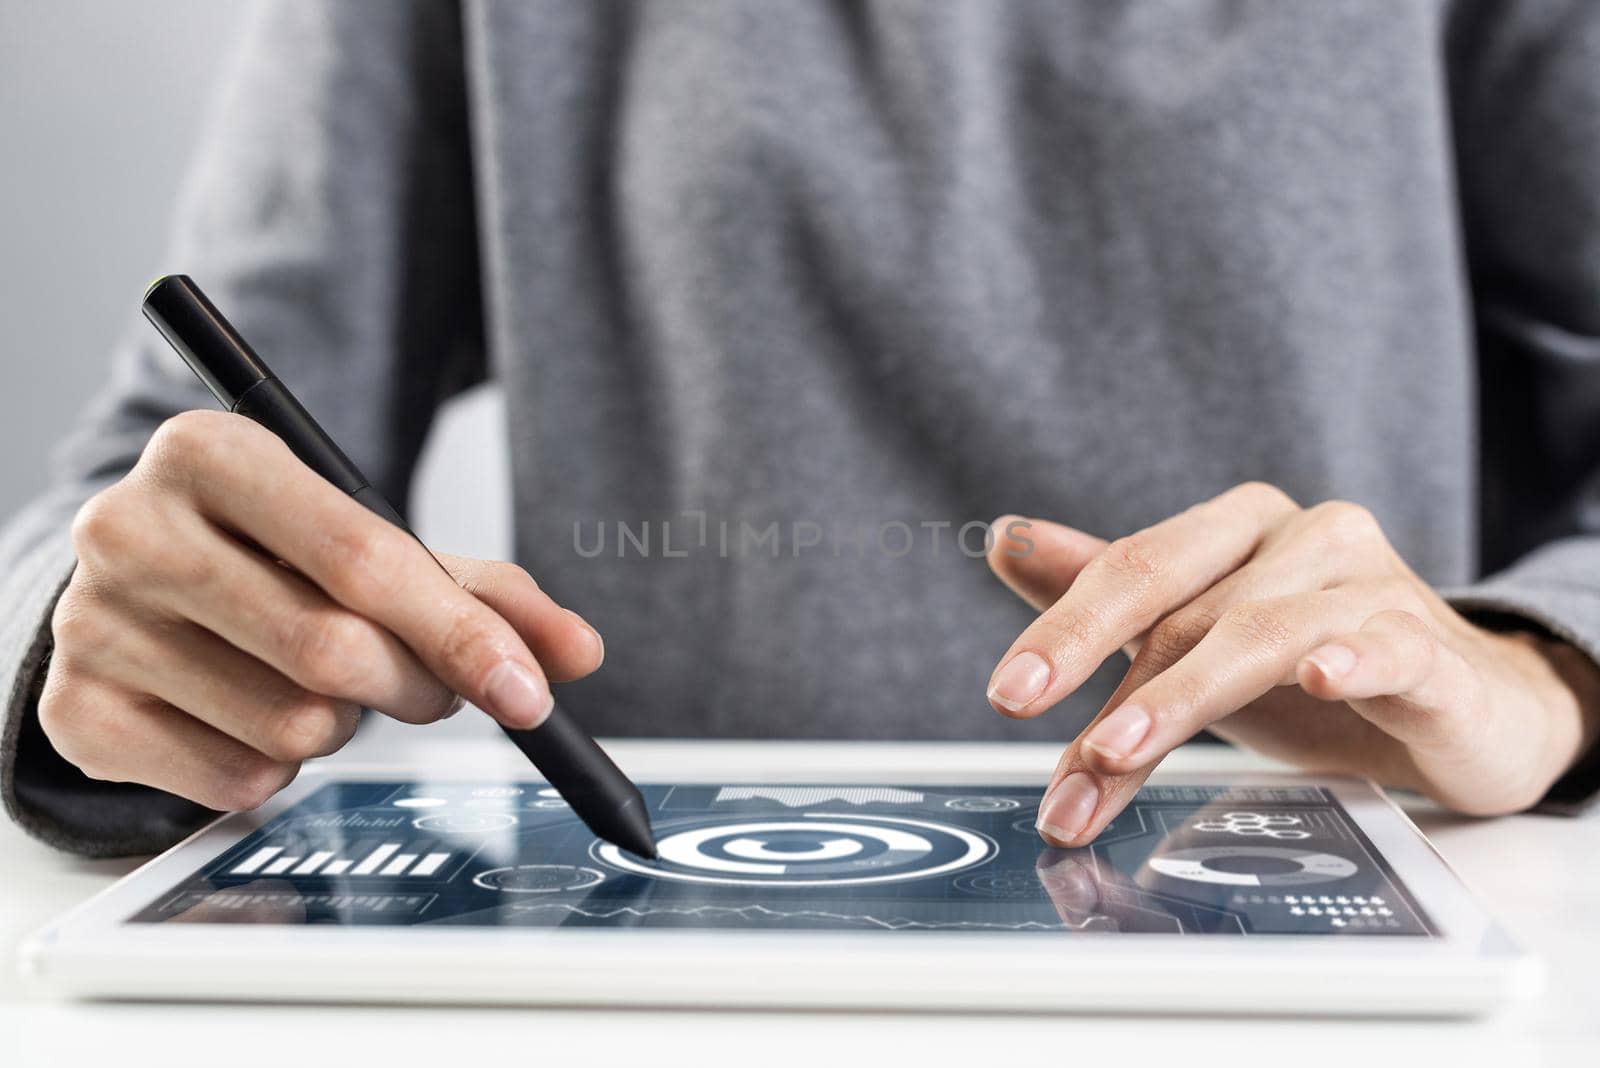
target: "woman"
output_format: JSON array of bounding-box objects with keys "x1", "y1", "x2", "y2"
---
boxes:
[{"x1": 2, "y1": 0, "x2": 1596, "y2": 856}]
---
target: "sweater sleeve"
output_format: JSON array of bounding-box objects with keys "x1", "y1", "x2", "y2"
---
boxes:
[
  {"x1": 1441, "y1": 0, "x2": 1600, "y2": 812},
  {"x1": 0, "y1": 0, "x2": 483, "y2": 856}
]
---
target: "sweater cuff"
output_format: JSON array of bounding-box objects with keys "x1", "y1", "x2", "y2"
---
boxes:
[
  {"x1": 0, "y1": 529, "x2": 214, "y2": 857},
  {"x1": 1442, "y1": 537, "x2": 1600, "y2": 817}
]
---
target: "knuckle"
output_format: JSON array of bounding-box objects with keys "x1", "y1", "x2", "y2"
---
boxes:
[
  {"x1": 1310, "y1": 500, "x2": 1383, "y2": 547},
  {"x1": 458, "y1": 558, "x2": 536, "y2": 596},
  {"x1": 1371, "y1": 608, "x2": 1437, "y2": 662},
  {"x1": 1230, "y1": 481, "x2": 1297, "y2": 513},
  {"x1": 1220, "y1": 601, "x2": 1295, "y2": 650},
  {"x1": 145, "y1": 410, "x2": 229, "y2": 478},
  {"x1": 1093, "y1": 537, "x2": 1166, "y2": 591},
  {"x1": 436, "y1": 607, "x2": 506, "y2": 679},
  {"x1": 41, "y1": 696, "x2": 126, "y2": 782},
  {"x1": 36, "y1": 684, "x2": 95, "y2": 769},
  {"x1": 264, "y1": 696, "x2": 356, "y2": 761},
  {"x1": 492, "y1": 561, "x2": 540, "y2": 594},
  {"x1": 283, "y1": 611, "x2": 370, "y2": 694},
  {"x1": 69, "y1": 488, "x2": 137, "y2": 565},
  {"x1": 330, "y1": 526, "x2": 407, "y2": 603},
  {"x1": 70, "y1": 485, "x2": 207, "y2": 587},
  {"x1": 34, "y1": 683, "x2": 67, "y2": 742},
  {"x1": 49, "y1": 587, "x2": 108, "y2": 652},
  {"x1": 1038, "y1": 608, "x2": 1102, "y2": 664}
]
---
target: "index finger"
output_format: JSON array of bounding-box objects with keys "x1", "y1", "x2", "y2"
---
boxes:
[
  {"x1": 170, "y1": 415, "x2": 555, "y2": 729},
  {"x1": 986, "y1": 482, "x2": 1297, "y2": 718}
]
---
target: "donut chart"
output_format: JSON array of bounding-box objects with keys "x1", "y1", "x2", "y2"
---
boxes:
[{"x1": 1146, "y1": 845, "x2": 1358, "y2": 887}]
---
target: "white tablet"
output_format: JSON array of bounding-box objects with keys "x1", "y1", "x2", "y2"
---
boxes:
[{"x1": 19, "y1": 743, "x2": 1538, "y2": 1016}]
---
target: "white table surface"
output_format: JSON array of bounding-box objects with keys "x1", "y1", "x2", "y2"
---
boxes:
[{"x1": 4, "y1": 714, "x2": 1596, "y2": 1068}]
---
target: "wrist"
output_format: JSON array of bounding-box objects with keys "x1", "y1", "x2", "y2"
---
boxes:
[{"x1": 1499, "y1": 630, "x2": 1600, "y2": 787}]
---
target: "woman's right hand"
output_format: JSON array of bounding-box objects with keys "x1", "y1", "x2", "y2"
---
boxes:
[{"x1": 39, "y1": 409, "x2": 604, "y2": 811}]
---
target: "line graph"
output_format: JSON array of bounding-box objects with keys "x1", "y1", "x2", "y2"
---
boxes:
[
  {"x1": 509, "y1": 901, "x2": 1088, "y2": 931},
  {"x1": 713, "y1": 787, "x2": 926, "y2": 807}
]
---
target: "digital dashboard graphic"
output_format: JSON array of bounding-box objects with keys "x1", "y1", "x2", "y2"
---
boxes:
[{"x1": 131, "y1": 782, "x2": 1433, "y2": 935}]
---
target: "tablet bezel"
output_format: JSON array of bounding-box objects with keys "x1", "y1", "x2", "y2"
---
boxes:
[{"x1": 19, "y1": 742, "x2": 1541, "y2": 1015}]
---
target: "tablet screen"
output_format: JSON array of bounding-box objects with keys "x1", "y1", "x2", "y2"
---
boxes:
[{"x1": 130, "y1": 782, "x2": 1433, "y2": 935}]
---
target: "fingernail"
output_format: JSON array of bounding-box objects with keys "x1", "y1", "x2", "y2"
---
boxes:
[
  {"x1": 483, "y1": 660, "x2": 554, "y2": 728},
  {"x1": 988, "y1": 651, "x2": 1051, "y2": 712},
  {"x1": 567, "y1": 609, "x2": 604, "y2": 665},
  {"x1": 1036, "y1": 772, "x2": 1099, "y2": 844},
  {"x1": 1306, "y1": 643, "x2": 1358, "y2": 682},
  {"x1": 1084, "y1": 704, "x2": 1152, "y2": 762}
]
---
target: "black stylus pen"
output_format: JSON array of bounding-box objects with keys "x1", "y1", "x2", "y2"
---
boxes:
[{"x1": 142, "y1": 274, "x2": 657, "y2": 859}]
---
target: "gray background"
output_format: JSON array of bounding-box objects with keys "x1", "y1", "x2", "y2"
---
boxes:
[{"x1": 0, "y1": 0, "x2": 508, "y2": 561}]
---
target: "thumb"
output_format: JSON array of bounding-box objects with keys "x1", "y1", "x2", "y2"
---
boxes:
[{"x1": 986, "y1": 515, "x2": 1109, "y2": 612}]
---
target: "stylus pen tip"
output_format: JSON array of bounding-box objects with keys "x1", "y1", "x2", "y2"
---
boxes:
[
  {"x1": 604, "y1": 795, "x2": 658, "y2": 861},
  {"x1": 615, "y1": 831, "x2": 658, "y2": 862}
]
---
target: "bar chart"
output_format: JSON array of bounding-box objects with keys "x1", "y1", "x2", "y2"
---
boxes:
[{"x1": 228, "y1": 839, "x2": 454, "y2": 879}]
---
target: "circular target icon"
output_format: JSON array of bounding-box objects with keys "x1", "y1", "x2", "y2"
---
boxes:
[
  {"x1": 474, "y1": 865, "x2": 605, "y2": 894},
  {"x1": 944, "y1": 796, "x2": 1021, "y2": 813},
  {"x1": 954, "y1": 869, "x2": 1052, "y2": 898},
  {"x1": 412, "y1": 812, "x2": 518, "y2": 834},
  {"x1": 593, "y1": 814, "x2": 996, "y2": 887}
]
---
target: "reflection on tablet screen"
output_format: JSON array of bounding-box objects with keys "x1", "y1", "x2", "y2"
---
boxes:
[{"x1": 131, "y1": 783, "x2": 1434, "y2": 935}]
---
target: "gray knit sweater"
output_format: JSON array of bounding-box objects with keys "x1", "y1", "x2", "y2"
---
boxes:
[{"x1": 4, "y1": 0, "x2": 1599, "y2": 855}]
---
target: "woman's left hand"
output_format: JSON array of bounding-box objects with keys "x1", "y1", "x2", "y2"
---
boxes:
[{"x1": 985, "y1": 483, "x2": 1600, "y2": 846}]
